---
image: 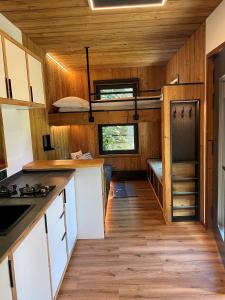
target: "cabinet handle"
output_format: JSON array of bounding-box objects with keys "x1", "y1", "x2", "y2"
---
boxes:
[
  {"x1": 58, "y1": 190, "x2": 64, "y2": 196},
  {"x1": 30, "y1": 86, "x2": 33, "y2": 102},
  {"x1": 63, "y1": 190, "x2": 67, "y2": 203},
  {"x1": 61, "y1": 232, "x2": 66, "y2": 241},
  {"x1": 44, "y1": 214, "x2": 48, "y2": 234},
  {"x1": 8, "y1": 260, "x2": 14, "y2": 288},
  {"x1": 59, "y1": 210, "x2": 65, "y2": 219},
  {"x1": 5, "y1": 78, "x2": 9, "y2": 98},
  {"x1": 8, "y1": 78, "x2": 12, "y2": 98}
]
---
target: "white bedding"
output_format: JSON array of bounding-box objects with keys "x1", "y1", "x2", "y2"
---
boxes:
[{"x1": 58, "y1": 97, "x2": 162, "y2": 112}]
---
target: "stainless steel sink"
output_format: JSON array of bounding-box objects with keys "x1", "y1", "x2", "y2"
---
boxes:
[{"x1": 0, "y1": 204, "x2": 33, "y2": 236}]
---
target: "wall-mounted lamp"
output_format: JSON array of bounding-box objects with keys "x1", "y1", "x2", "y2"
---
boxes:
[{"x1": 43, "y1": 134, "x2": 55, "y2": 152}]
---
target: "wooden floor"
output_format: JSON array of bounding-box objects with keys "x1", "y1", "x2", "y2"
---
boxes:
[{"x1": 58, "y1": 180, "x2": 225, "y2": 300}]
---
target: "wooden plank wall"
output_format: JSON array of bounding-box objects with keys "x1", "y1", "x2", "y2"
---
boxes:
[
  {"x1": 166, "y1": 24, "x2": 205, "y2": 84},
  {"x1": 69, "y1": 121, "x2": 162, "y2": 170},
  {"x1": 23, "y1": 33, "x2": 164, "y2": 168}
]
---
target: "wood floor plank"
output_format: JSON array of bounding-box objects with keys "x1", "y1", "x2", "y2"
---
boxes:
[{"x1": 58, "y1": 180, "x2": 225, "y2": 299}]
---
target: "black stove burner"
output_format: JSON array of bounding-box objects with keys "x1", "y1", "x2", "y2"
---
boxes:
[{"x1": 0, "y1": 184, "x2": 55, "y2": 198}]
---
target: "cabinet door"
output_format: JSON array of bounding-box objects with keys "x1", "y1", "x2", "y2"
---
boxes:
[
  {"x1": 27, "y1": 54, "x2": 45, "y2": 104},
  {"x1": 0, "y1": 38, "x2": 7, "y2": 98},
  {"x1": 46, "y1": 193, "x2": 68, "y2": 297},
  {"x1": 0, "y1": 257, "x2": 13, "y2": 300},
  {"x1": 65, "y1": 176, "x2": 77, "y2": 255},
  {"x1": 4, "y1": 39, "x2": 29, "y2": 101},
  {"x1": 13, "y1": 217, "x2": 52, "y2": 300}
]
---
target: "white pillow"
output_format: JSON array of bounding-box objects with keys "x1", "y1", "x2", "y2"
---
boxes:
[
  {"x1": 71, "y1": 150, "x2": 83, "y2": 159},
  {"x1": 53, "y1": 96, "x2": 89, "y2": 108}
]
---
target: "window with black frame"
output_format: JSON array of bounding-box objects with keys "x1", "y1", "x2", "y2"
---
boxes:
[
  {"x1": 94, "y1": 79, "x2": 139, "y2": 100},
  {"x1": 98, "y1": 124, "x2": 139, "y2": 155}
]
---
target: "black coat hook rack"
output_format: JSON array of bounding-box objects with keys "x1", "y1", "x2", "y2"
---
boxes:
[{"x1": 181, "y1": 107, "x2": 185, "y2": 118}]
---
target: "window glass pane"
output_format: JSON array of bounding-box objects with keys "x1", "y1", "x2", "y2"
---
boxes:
[
  {"x1": 100, "y1": 125, "x2": 136, "y2": 152},
  {"x1": 100, "y1": 88, "x2": 133, "y2": 100}
]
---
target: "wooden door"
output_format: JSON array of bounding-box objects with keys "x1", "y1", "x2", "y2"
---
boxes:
[
  {"x1": 13, "y1": 217, "x2": 52, "y2": 300},
  {"x1": 210, "y1": 46, "x2": 225, "y2": 265},
  {"x1": 0, "y1": 257, "x2": 13, "y2": 300},
  {"x1": 4, "y1": 38, "x2": 29, "y2": 101},
  {"x1": 46, "y1": 193, "x2": 68, "y2": 297},
  {"x1": 27, "y1": 54, "x2": 45, "y2": 104},
  {"x1": 65, "y1": 176, "x2": 77, "y2": 256}
]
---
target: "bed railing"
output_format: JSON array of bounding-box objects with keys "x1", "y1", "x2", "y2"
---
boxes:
[{"x1": 85, "y1": 47, "x2": 161, "y2": 123}]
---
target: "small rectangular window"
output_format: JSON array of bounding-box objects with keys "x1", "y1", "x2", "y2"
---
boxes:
[
  {"x1": 94, "y1": 79, "x2": 139, "y2": 100},
  {"x1": 98, "y1": 124, "x2": 139, "y2": 155}
]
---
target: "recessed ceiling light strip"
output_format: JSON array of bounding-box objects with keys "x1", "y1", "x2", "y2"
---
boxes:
[
  {"x1": 46, "y1": 53, "x2": 68, "y2": 72},
  {"x1": 89, "y1": 0, "x2": 166, "y2": 10}
]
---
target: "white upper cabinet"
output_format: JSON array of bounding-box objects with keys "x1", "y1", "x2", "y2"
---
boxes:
[
  {"x1": 13, "y1": 217, "x2": 52, "y2": 300},
  {"x1": 65, "y1": 176, "x2": 77, "y2": 255},
  {"x1": 27, "y1": 54, "x2": 45, "y2": 104},
  {"x1": 0, "y1": 257, "x2": 13, "y2": 300},
  {"x1": 0, "y1": 39, "x2": 7, "y2": 99},
  {"x1": 4, "y1": 38, "x2": 30, "y2": 101}
]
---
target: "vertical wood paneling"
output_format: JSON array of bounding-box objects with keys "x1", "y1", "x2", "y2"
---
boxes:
[
  {"x1": 166, "y1": 24, "x2": 206, "y2": 84},
  {"x1": 69, "y1": 121, "x2": 161, "y2": 171}
]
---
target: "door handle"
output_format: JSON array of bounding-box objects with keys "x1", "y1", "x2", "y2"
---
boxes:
[{"x1": 61, "y1": 232, "x2": 66, "y2": 241}]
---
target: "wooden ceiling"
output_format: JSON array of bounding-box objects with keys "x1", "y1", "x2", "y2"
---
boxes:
[{"x1": 0, "y1": 0, "x2": 222, "y2": 69}]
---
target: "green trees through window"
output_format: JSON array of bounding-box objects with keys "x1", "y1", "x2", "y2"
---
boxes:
[{"x1": 99, "y1": 124, "x2": 138, "y2": 154}]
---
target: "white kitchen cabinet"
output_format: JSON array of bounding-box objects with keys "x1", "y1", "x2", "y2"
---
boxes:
[
  {"x1": 46, "y1": 193, "x2": 68, "y2": 297},
  {"x1": 27, "y1": 54, "x2": 45, "y2": 104},
  {"x1": 0, "y1": 38, "x2": 7, "y2": 99},
  {"x1": 65, "y1": 176, "x2": 77, "y2": 255},
  {"x1": 0, "y1": 257, "x2": 13, "y2": 300},
  {"x1": 13, "y1": 217, "x2": 52, "y2": 300},
  {"x1": 4, "y1": 38, "x2": 29, "y2": 101}
]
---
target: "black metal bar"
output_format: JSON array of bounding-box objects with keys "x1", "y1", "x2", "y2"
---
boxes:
[
  {"x1": 89, "y1": 88, "x2": 161, "y2": 96},
  {"x1": 85, "y1": 47, "x2": 94, "y2": 122},
  {"x1": 133, "y1": 86, "x2": 139, "y2": 120},
  {"x1": 91, "y1": 97, "x2": 161, "y2": 104}
]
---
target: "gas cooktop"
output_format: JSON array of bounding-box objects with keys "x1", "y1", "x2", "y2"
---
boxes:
[{"x1": 0, "y1": 184, "x2": 56, "y2": 198}]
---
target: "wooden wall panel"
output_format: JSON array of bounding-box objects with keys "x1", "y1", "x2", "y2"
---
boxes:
[
  {"x1": 23, "y1": 34, "x2": 164, "y2": 168},
  {"x1": 69, "y1": 121, "x2": 161, "y2": 171},
  {"x1": 166, "y1": 24, "x2": 205, "y2": 84}
]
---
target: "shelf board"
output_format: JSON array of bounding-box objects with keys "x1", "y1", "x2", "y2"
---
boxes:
[
  {"x1": 172, "y1": 177, "x2": 199, "y2": 182},
  {"x1": 173, "y1": 205, "x2": 197, "y2": 210},
  {"x1": 172, "y1": 160, "x2": 199, "y2": 165},
  {"x1": 173, "y1": 191, "x2": 198, "y2": 196},
  {"x1": 0, "y1": 98, "x2": 45, "y2": 109}
]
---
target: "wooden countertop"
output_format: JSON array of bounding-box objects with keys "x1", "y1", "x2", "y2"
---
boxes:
[{"x1": 23, "y1": 159, "x2": 105, "y2": 171}]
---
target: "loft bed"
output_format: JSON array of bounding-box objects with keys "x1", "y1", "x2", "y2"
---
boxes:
[{"x1": 48, "y1": 47, "x2": 162, "y2": 126}]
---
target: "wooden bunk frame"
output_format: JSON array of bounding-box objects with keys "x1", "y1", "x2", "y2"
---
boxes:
[{"x1": 48, "y1": 47, "x2": 162, "y2": 126}]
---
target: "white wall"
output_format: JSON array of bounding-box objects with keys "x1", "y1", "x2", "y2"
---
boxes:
[
  {"x1": 0, "y1": 13, "x2": 22, "y2": 44},
  {"x1": 206, "y1": 0, "x2": 225, "y2": 54},
  {"x1": 1, "y1": 106, "x2": 33, "y2": 176}
]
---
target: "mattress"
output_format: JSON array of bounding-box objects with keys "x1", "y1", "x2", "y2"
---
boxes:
[{"x1": 58, "y1": 96, "x2": 162, "y2": 112}]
